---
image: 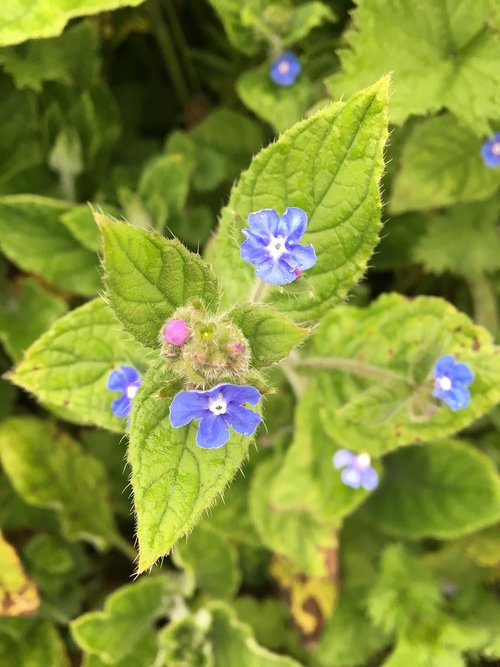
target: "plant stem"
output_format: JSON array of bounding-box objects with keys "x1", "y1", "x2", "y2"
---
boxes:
[
  {"x1": 148, "y1": 0, "x2": 190, "y2": 107},
  {"x1": 161, "y1": 0, "x2": 199, "y2": 92},
  {"x1": 291, "y1": 356, "x2": 413, "y2": 385},
  {"x1": 467, "y1": 272, "x2": 499, "y2": 333},
  {"x1": 60, "y1": 171, "x2": 75, "y2": 204},
  {"x1": 250, "y1": 278, "x2": 269, "y2": 304}
]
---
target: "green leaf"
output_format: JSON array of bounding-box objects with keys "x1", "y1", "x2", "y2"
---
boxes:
[
  {"x1": 0, "y1": 621, "x2": 69, "y2": 667},
  {"x1": 174, "y1": 524, "x2": 241, "y2": 599},
  {"x1": 99, "y1": 215, "x2": 220, "y2": 348},
  {"x1": 0, "y1": 277, "x2": 68, "y2": 362},
  {"x1": 0, "y1": 532, "x2": 39, "y2": 617},
  {"x1": 60, "y1": 205, "x2": 106, "y2": 253},
  {"x1": 0, "y1": 0, "x2": 146, "y2": 46},
  {"x1": 390, "y1": 115, "x2": 500, "y2": 214},
  {"x1": 412, "y1": 199, "x2": 500, "y2": 276},
  {"x1": 329, "y1": 0, "x2": 500, "y2": 131},
  {"x1": 207, "y1": 78, "x2": 389, "y2": 322},
  {"x1": 233, "y1": 596, "x2": 294, "y2": 653},
  {"x1": 311, "y1": 293, "x2": 500, "y2": 455},
  {"x1": 159, "y1": 612, "x2": 214, "y2": 667},
  {"x1": 0, "y1": 417, "x2": 117, "y2": 550},
  {"x1": 0, "y1": 195, "x2": 101, "y2": 296},
  {"x1": 250, "y1": 456, "x2": 338, "y2": 577},
  {"x1": 382, "y1": 637, "x2": 464, "y2": 667},
  {"x1": 365, "y1": 440, "x2": 500, "y2": 539},
  {"x1": 237, "y1": 65, "x2": 316, "y2": 134},
  {"x1": 9, "y1": 298, "x2": 146, "y2": 431},
  {"x1": 269, "y1": 383, "x2": 377, "y2": 523},
  {"x1": 229, "y1": 304, "x2": 308, "y2": 368},
  {"x1": 71, "y1": 575, "x2": 189, "y2": 664},
  {"x1": 282, "y1": 2, "x2": 335, "y2": 45},
  {"x1": 128, "y1": 360, "x2": 255, "y2": 572},
  {"x1": 83, "y1": 632, "x2": 158, "y2": 667}
]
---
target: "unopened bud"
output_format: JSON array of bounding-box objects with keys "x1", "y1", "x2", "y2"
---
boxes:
[{"x1": 164, "y1": 319, "x2": 190, "y2": 346}]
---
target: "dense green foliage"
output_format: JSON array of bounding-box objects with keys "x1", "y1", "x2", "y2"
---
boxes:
[{"x1": 0, "y1": 1, "x2": 499, "y2": 665}]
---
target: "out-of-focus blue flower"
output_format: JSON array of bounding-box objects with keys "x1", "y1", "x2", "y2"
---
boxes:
[
  {"x1": 240, "y1": 207, "x2": 316, "y2": 285},
  {"x1": 107, "y1": 365, "x2": 142, "y2": 418},
  {"x1": 433, "y1": 355, "x2": 473, "y2": 411},
  {"x1": 333, "y1": 450, "x2": 379, "y2": 490},
  {"x1": 169, "y1": 383, "x2": 262, "y2": 449},
  {"x1": 481, "y1": 134, "x2": 500, "y2": 168},
  {"x1": 270, "y1": 52, "x2": 301, "y2": 86}
]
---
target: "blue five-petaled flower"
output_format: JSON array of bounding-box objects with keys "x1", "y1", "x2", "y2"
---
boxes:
[
  {"x1": 333, "y1": 450, "x2": 379, "y2": 490},
  {"x1": 481, "y1": 134, "x2": 500, "y2": 168},
  {"x1": 107, "y1": 365, "x2": 142, "y2": 418},
  {"x1": 240, "y1": 207, "x2": 317, "y2": 285},
  {"x1": 270, "y1": 52, "x2": 301, "y2": 86},
  {"x1": 433, "y1": 355, "x2": 474, "y2": 411},
  {"x1": 169, "y1": 383, "x2": 262, "y2": 449}
]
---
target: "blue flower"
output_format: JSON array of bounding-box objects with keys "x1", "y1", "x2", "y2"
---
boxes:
[
  {"x1": 481, "y1": 134, "x2": 500, "y2": 168},
  {"x1": 270, "y1": 52, "x2": 301, "y2": 86},
  {"x1": 240, "y1": 207, "x2": 316, "y2": 285},
  {"x1": 433, "y1": 355, "x2": 474, "y2": 411},
  {"x1": 107, "y1": 365, "x2": 142, "y2": 418},
  {"x1": 169, "y1": 383, "x2": 262, "y2": 449},
  {"x1": 333, "y1": 450, "x2": 379, "y2": 490}
]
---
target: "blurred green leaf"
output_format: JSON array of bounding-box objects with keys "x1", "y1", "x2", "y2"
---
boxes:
[
  {"x1": 0, "y1": 620, "x2": 69, "y2": 667},
  {"x1": 0, "y1": 532, "x2": 39, "y2": 617}
]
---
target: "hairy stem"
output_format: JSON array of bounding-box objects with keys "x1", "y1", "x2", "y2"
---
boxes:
[
  {"x1": 467, "y1": 272, "x2": 499, "y2": 333},
  {"x1": 291, "y1": 356, "x2": 413, "y2": 385},
  {"x1": 249, "y1": 278, "x2": 269, "y2": 304}
]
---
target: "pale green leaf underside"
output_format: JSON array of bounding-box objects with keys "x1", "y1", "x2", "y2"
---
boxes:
[
  {"x1": 329, "y1": 0, "x2": 500, "y2": 132},
  {"x1": 311, "y1": 293, "x2": 500, "y2": 455},
  {"x1": 9, "y1": 298, "x2": 147, "y2": 432},
  {"x1": 207, "y1": 78, "x2": 389, "y2": 322},
  {"x1": 128, "y1": 361, "x2": 254, "y2": 572},
  {"x1": 100, "y1": 216, "x2": 220, "y2": 348},
  {"x1": 0, "y1": 0, "x2": 146, "y2": 46},
  {"x1": 366, "y1": 440, "x2": 500, "y2": 539},
  {"x1": 0, "y1": 417, "x2": 117, "y2": 550}
]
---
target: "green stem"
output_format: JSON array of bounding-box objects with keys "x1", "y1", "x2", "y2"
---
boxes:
[
  {"x1": 148, "y1": 0, "x2": 190, "y2": 107},
  {"x1": 467, "y1": 272, "x2": 499, "y2": 333},
  {"x1": 59, "y1": 171, "x2": 75, "y2": 204},
  {"x1": 291, "y1": 356, "x2": 413, "y2": 385},
  {"x1": 161, "y1": 0, "x2": 199, "y2": 91},
  {"x1": 250, "y1": 278, "x2": 269, "y2": 304}
]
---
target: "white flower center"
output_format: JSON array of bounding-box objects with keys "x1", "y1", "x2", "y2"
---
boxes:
[
  {"x1": 355, "y1": 453, "x2": 371, "y2": 470},
  {"x1": 266, "y1": 235, "x2": 287, "y2": 261},
  {"x1": 278, "y1": 61, "x2": 290, "y2": 74},
  {"x1": 436, "y1": 376, "x2": 452, "y2": 391},
  {"x1": 492, "y1": 142, "x2": 500, "y2": 156},
  {"x1": 126, "y1": 384, "x2": 139, "y2": 399},
  {"x1": 208, "y1": 394, "x2": 227, "y2": 416}
]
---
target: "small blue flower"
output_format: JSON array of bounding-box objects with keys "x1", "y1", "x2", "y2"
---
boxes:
[
  {"x1": 433, "y1": 355, "x2": 474, "y2": 411},
  {"x1": 481, "y1": 134, "x2": 500, "y2": 168},
  {"x1": 107, "y1": 365, "x2": 142, "y2": 418},
  {"x1": 270, "y1": 52, "x2": 301, "y2": 86},
  {"x1": 240, "y1": 207, "x2": 316, "y2": 285},
  {"x1": 169, "y1": 383, "x2": 262, "y2": 449},
  {"x1": 333, "y1": 450, "x2": 379, "y2": 490}
]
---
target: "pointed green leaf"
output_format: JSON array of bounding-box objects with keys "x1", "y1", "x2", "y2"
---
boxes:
[
  {"x1": 228, "y1": 304, "x2": 308, "y2": 368},
  {"x1": 0, "y1": 417, "x2": 117, "y2": 550},
  {"x1": 366, "y1": 441, "x2": 500, "y2": 539},
  {"x1": 9, "y1": 299, "x2": 146, "y2": 431},
  {"x1": 99, "y1": 215, "x2": 220, "y2": 348},
  {"x1": 207, "y1": 78, "x2": 389, "y2": 322},
  {"x1": 128, "y1": 360, "x2": 255, "y2": 572}
]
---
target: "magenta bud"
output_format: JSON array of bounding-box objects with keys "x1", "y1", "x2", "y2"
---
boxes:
[
  {"x1": 164, "y1": 319, "x2": 190, "y2": 346},
  {"x1": 294, "y1": 268, "x2": 303, "y2": 279}
]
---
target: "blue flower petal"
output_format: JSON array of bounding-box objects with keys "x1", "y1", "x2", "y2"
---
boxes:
[
  {"x1": 247, "y1": 209, "x2": 280, "y2": 238},
  {"x1": 341, "y1": 466, "x2": 362, "y2": 489},
  {"x1": 444, "y1": 387, "x2": 471, "y2": 411},
  {"x1": 121, "y1": 365, "x2": 141, "y2": 385},
  {"x1": 288, "y1": 243, "x2": 317, "y2": 271},
  {"x1": 169, "y1": 391, "x2": 209, "y2": 427},
  {"x1": 333, "y1": 449, "x2": 355, "y2": 469},
  {"x1": 240, "y1": 238, "x2": 269, "y2": 265},
  {"x1": 217, "y1": 383, "x2": 262, "y2": 406},
  {"x1": 196, "y1": 414, "x2": 230, "y2": 448},
  {"x1": 279, "y1": 207, "x2": 308, "y2": 241},
  {"x1": 360, "y1": 467, "x2": 379, "y2": 491},
  {"x1": 256, "y1": 257, "x2": 296, "y2": 285},
  {"x1": 225, "y1": 404, "x2": 261, "y2": 437},
  {"x1": 481, "y1": 135, "x2": 500, "y2": 168},
  {"x1": 452, "y1": 362, "x2": 474, "y2": 386},
  {"x1": 112, "y1": 395, "x2": 132, "y2": 418},
  {"x1": 434, "y1": 355, "x2": 455, "y2": 378},
  {"x1": 269, "y1": 52, "x2": 301, "y2": 86},
  {"x1": 107, "y1": 368, "x2": 127, "y2": 391}
]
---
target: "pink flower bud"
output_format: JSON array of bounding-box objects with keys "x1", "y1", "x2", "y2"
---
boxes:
[
  {"x1": 229, "y1": 342, "x2": 245, "y2": 355},
  {"x1": 164, "y1": 319, "x2": 190, "y2": 346}
]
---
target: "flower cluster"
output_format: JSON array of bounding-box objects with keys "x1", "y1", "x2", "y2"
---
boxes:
[
  {"x1": 107, "y1": 365, "x2": 142, "y2": 418},
  {"x1": 481, "y1": 134, "x2": 500, "y2": 168},
  {"x1": 432, "y1": 355, "x2": 474, "y2": 411},
  {"x1": 270, "y1": 52, "x2": 301, "y2": 86},
  {"x1": 333, "y1": 450, "x2": 379, "y2": 490}
]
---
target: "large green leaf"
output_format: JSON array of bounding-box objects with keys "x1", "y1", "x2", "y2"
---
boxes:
[
  {"x1": 9, "y1": 299, "x2": 146, "y2": 431},
  {"x1": 329, "y1": 0, "x2": 500, "y2": 131},
  {"x1": 0, "y1": 196, "x2": 100, "y2": 296},
  {"x1": 99, "y1": 215, "x2": 220, "y2": 348},
  {"x1": 207, "y1": 78, "x2": 388, "y2": 322},
  {"x1": 128, "y1": 361, "x2": 256, "y2": 572},
  {"x1": 0, "y1": 0, "x2": 146, "y2": 46},
  {"x1": 309, "y1": 293, "x2": 500, "y2": 455},
  {"x1": 0, "y1": 532, "x2": 39, "y2": 617},
  {"x1": 0, "y1": 417, "x2": 117, "y2": 550},
  {"x1": 390, "y1": 115, "x2": 500, "y2": 214},
  {"x1": 366, "y1": 440, "x2": 500, "y2": 539}
]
